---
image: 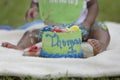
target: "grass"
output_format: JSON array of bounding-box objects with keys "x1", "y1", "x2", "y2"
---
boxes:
[
  {"x1": 0, "y1": 0, "x2": 30, "y2": 28},
  {"x1": 0, "y1": 76, "x2": 120, "y2": 80},
  {"x1": 97, "y1": 0, "x2": 120, "y2": 23},
  {"x1": 0, "y1": 0, "x2": 120, "y2": 28}
]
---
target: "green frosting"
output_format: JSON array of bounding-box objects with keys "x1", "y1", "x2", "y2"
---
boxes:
[
  {"x1": 38, "y1": 0, "x2": 84, "y2": 24},
  {"x1": 102, "y1": 23, "x2": 108, "y2": 30},
  {"x1": 42, "y1": 30, "x2": 82, "y2": 54}
]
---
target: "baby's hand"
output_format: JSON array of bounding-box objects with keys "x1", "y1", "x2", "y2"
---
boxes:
[{"x1": 25, "y1": 7, "x2": 38, "y2": 22}]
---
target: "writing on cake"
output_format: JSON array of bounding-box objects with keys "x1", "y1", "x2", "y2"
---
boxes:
[{"x1": 45, "y1": 33, "x2": 82, "y2": 53}]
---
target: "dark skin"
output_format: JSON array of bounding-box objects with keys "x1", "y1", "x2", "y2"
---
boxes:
[
  {"x1": 82, "y1": 0, "x2": 99, "y2": 41},
  {"x1": 2, "y1": 0, "x2": 110, "y2": 56},
  {"x1": 86, "y1": 0, "x2": 99, "y2": 26}
]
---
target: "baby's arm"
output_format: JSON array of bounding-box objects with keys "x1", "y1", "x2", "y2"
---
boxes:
[
  {"x1": 82, "y1": 0, "x2": 98, "y2": 30},
  {"x1": 25, "y1": 0, "x2": 39, "y2": 21}
]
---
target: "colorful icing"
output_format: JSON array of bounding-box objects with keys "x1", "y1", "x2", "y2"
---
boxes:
[
  {"x1": 42, "y1": 26, "x2": 53, "y2": 31},
  {"x1": 101, "y1": 23, "x2": 108, "y2": 30},
  {"x1": 51, "y1": 28, "x2": 64, "y2": 32},
  {"x1": 40, "y1": 50, "x2": 83, "y2": 58},
  {"x1": 69, "y1": 25, "x2": 80, "y2": 31}
]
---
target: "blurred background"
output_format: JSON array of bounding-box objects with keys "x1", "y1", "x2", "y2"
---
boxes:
[{"x1": 0, "y1": 0, "x2": 120, "y2": 28}]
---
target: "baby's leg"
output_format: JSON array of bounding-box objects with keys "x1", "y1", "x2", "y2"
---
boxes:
[
  {"x1": 88, "y1": 22, "x2": 110, "y2": 55},
  {"x1": 17, "y1": 29, "x2": 41, "y2": 49},
  {"x1": 2, "y1": 29, "x2": 41, "y2": 50},
  {"x1": 2, "y1": 42, "x2": 22, "y2": 50}
]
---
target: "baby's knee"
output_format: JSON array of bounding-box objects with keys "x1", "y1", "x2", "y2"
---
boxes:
[
  {"x1": 91, "y1": 22, "x2": 108, "y2": 31},
  {"x1": 25, "y1": 29, "x2": 39, "y2": 36}
]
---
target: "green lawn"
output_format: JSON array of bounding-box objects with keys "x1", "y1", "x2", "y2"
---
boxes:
[
  {"x1": 0, "y1": 0, "x2": 120, "y2": 28},
  {"x1": 0, "y1": 76, "x2": 120, "y2": 80},
  {"x1": 0, "y1": 0, "x2": 30, "y2": 28},
  {"x1": 97, "y1": 0, "x2": 120, "y2": 22}
]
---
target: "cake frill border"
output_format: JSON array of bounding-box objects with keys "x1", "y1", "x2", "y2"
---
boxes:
[{"x1": 40, "y1": 50, "x2": 84, "y2": 58}]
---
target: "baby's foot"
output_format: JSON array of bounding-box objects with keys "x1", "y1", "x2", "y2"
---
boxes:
[
  {"x1": 1, "y1": 42, "x2": 22, "y2": 50},
  {"x1": 88, "y1": 39, "x2": 105, "y2": 55},
  {"x1": 23, "y1": 45, "x2": 41, "y2": 56}
]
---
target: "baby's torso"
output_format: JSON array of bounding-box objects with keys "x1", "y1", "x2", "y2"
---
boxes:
[{"x1": 38, "y1": 0, "x2": 90, "y2": 24}]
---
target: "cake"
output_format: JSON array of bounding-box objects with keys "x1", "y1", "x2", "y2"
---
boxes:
[{"x1": 40, "y1": 26, "x2": 84, "y2": 58}]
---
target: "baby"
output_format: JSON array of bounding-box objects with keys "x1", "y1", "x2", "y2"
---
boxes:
[{"x1": 2, "y1": 0, "x2": 110, "y2": 57}]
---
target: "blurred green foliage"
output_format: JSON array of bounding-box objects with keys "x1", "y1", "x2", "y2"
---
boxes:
[
  {"x1": 0, "y1": 0, "x2": 30, "y2": 28},
  {"x1": 0, "y1": 0, "x2": 120, "y2": 28},
  {"x1": 97, "y1": 0, "x2": 120, "y2": 22}
]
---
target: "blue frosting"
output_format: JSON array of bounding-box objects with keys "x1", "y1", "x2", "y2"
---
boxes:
[
  {"x1": 40, "y1": 50, "x2": 83, "y2": 58},
  {"x1": 78, "y1": 24, "x2": 87, "y2": 37}
]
